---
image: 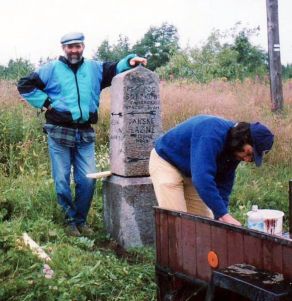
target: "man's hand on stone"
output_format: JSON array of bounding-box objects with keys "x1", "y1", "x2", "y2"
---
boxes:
[
  {"x1": 219, "y1": 213, "x2": 242, "y2": 226},
  {"x1": 130, "y1": 57, "x2": 147, "y2": 67}
]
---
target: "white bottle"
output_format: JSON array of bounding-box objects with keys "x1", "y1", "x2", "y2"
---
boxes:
[{"x1": 247, "y1": 205, "x2": 264, "y2": 232}]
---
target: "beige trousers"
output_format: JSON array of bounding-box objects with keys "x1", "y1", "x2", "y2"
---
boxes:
[{"x1": 149, "y1": 149, "x2": 214, "y2": 218}]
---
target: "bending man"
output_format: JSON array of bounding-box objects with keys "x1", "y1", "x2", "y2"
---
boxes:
[{"x1": 149, "y1": 114, "x2": 274, "y2": 225}]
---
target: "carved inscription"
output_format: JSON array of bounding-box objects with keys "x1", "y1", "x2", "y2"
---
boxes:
[
  {"x1": 124, "y1": 74, "x2": 159, "y2": 145},
  {"x1": 110, "y1": 66, "x2": 162, "y2": 176},
  {"x1": 128, "y1": 117, "x2": 155, "y2": 143}
]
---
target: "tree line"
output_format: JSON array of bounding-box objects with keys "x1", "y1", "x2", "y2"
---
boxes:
[{"x1": 1, "y1": 23, "x2": 292, "y2": 82}]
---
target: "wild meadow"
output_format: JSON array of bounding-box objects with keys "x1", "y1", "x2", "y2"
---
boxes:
[{"x1": 1, "y1": 78, "x2": 292, "y2": 300}]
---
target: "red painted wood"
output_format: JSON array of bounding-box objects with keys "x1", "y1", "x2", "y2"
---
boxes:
[
  {"x1": 181, "y1": 217, "x2": 197, "y2": 277},
  {"x1": 262, "y1": 239, "x2": 283, "y2": 273},
  {"x1": 243, "y1": 234, "x2": 263, "y2": 269},
  {"x1": 171, "y1": 277, "x2": 185, "y2": 299},
  {"x1": 282, "y1": 245, "x2": 292, "y2": 280},
  {"x1": 156, "y1": 269, "x2": 171, "y2": 301},
  {"x1": 155, "y1": 207, "x2": 292, "y2": 290},
  {"x1": 155, "y1": 210, "x2": 161, "y2": 263},
  {"x1": 211, "y1": 226, "x2": 228, "y2": 269},
  {"x1": 159, "y1": 210, "x2": 169, "y2": 267},
  {"x1": 195, "y1": 221, "x2": 211, "y2": 281},
  {"x1": 227, "y1": 230, "x2": 244, "y2": 265},
  {"x1": 168, "y1": 214, "x2": 183, "y2": 272}
]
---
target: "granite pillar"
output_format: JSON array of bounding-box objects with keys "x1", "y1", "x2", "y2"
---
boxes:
[{"x1": 103, "y1": 66, "x2": 162, "y2": 248}]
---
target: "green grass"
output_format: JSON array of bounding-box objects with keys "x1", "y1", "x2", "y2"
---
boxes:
[
  {"x1": 0, "y1": 104, "x2": 156, "y2": 300},
  {"x1": 1, "y1": 162, "x2": 290, "y2": 300},
  {"x1": 230, "y1": 163, "x2": 291, "y2": 229},
  {"x1": 1, "y1": 80, "x2": 292, "y2": 300},
  {"x1": 0, "y1": 177, "x2": 156, "y2": 301}
]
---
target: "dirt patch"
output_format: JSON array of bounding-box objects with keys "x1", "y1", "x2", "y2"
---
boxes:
[{"x1": 94, "y1": 239, "x2": 152, "y2": 264}]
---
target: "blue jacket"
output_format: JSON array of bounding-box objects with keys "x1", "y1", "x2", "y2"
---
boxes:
[
  {"x1": 17, "y1": 54, "x2": 136, "y2": 127},
  {"x1": 155, "y1": 115, "x2": 240, "y2": 218}
]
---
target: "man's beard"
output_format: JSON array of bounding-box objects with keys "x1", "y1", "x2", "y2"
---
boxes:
[{"x1": 66, "y1": 54, "x2": 82, "y2": 64}]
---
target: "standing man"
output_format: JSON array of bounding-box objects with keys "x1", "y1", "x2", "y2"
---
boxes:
[
  {"x1": 18, "y1": 32, "x2": 147, "y2": 236},
  {"x1": 149, "y1": 115, "x2": 274, "y2": 225}
]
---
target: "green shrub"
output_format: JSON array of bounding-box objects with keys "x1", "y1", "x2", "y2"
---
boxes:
[{"x1": 157, "y1": 25, "x2": 268, "y2": 82}]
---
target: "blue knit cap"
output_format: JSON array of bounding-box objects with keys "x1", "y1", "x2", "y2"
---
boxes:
[{"x1": 250, "y1": 122, "x2": 274, "y2": 166}]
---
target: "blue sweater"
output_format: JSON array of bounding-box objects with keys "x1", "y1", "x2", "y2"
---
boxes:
[{"x1": 155, "y1": 115, "x2": 240, "y2": 218}]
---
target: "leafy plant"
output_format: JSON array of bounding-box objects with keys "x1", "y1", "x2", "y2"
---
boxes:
[
  {"x1": 157, "y1": 24, "x2": 268, "y2": 82},
  {"x1": 132, "y1": 23, "x2": 179, "y2": 70},
  {"x1": 0, "y1": 58, "x2": 34, "y2": 81},
  {"x1": 94, "y1": 35, "x2": 130, "y2": 62}
]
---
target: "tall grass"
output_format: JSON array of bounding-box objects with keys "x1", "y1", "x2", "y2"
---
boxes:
[
  {"x1": 1, "y1": 78, "x2": 292, "y2": 198},
  {"x1": 1, "y1": 78, "x2": 292, "y2": 300},
  {"x1": 0, "y1": 81, "x2": 156, "y2": 301},
  {"x1": 160, "y1": 78, "x2": 292, "y2": 166}
]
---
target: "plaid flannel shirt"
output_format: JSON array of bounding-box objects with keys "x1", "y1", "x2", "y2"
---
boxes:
[{"x1": 43, "y1": 124, "x2": 96, "y2": 147}]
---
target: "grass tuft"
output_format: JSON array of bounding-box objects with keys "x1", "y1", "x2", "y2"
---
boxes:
[{"x1": 1, "y1": 79, "x2": 292, "y2": 300}]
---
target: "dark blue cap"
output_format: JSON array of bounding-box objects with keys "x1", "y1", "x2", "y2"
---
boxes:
[
  {"x1": 60, "y1": 32, "x2": 84, "y2": 45},
  {"x1": 250, "y1": 122, "x2": 274, "y2": 167}
]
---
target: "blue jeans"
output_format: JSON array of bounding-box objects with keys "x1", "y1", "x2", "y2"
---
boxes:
[{"x1": 47, "y1": 135, "x2": 97, "y2": 225}]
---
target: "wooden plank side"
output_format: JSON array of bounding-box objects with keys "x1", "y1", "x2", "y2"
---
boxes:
[
  {"x1": 195, "y1": 221, "x2": 211, "y2": 281},
  {"x1": 262, "y1": 239, "x2": 283, "y2": 273},
  {"x1": 227, "y1": 230, "x2": 244, "y2": 265},
  {"x1": 181, "y1": 217, "x2": 197, "y2": 277},
  {"x1": 211, "y1": 226, "x2": 228, "y2": 269},
  {"x1": 155, "y1": 209, "x2": 161, "y2": 263},
  {"x1": 159, "y1": 210, "x2": 169, "y2": 268},
  {"x1": 243, "y1": 234, "x2": 263, "y2": 269},
  {"x1": 282, "y1": 245, "x2": 292, "y2": 280},
  {"x1": 272, "y1": 243, "x2": 283, "y2": 272},
  {"x1": 168, "y1": 214, "x2": 183, "y2": 272}
]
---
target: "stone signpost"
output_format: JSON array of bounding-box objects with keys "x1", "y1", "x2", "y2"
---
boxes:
[{"x1": 103, "y1": 65, "x2": 162, "y2": 249}]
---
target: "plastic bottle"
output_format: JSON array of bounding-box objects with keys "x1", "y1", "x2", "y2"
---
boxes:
[{"x1": 247, "y1": 205, "x2": 264, "y2": 232}]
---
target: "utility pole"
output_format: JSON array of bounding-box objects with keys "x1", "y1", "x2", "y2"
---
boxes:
[{"x1": 266, "y1": 0, "x2": 283, "y2": 111}]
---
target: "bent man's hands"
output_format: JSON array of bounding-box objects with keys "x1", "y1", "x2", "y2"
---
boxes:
[
  {"x1": 219, "y1": 213, "x2": 241, "y2": 226},
  {"x1": 130, "y1": 57, "x2": 147, "y2": 67}
]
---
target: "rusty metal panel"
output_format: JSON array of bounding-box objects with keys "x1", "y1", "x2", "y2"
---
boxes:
[
  {"x1": 181, "y1": 217, "x2": 197, "y2": 277},
  {"x1": 211, "y1": 226, "x2": 228, "y2": 269},
  {"x1": 262, "y1": 239, "x2": 283, "y2": 273},
  {"x1": 196, "y1": 221, "x2": 211, "y2": 281},
  {"x1": 168, "y1": 213, "x2": 183, "y2": 272},
  {"x1": 243, "y1": 234, "x2": 263, "y2": 269},
  {"x1": 227, "y1": 230, "x2": 244, "y2": 265}
]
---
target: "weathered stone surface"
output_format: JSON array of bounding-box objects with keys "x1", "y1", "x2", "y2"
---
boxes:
[
  {"x1": 103, "y1": 175, "x2": 157, "y2": 249},
  {"x1": 103, "y1": 66, "x2": 161, "y2": 248},
  {"x1": 110, "y1": 66, "x2": 162, "y2": 177}
]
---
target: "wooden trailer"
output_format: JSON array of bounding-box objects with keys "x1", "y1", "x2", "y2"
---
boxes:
[{"x1": 155, "y1": 207, "x2": 292, "y2": 301}]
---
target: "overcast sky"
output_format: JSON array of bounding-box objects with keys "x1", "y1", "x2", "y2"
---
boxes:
[{"x1": 1, "y1": 0, "x2": 291, "y2": 66}]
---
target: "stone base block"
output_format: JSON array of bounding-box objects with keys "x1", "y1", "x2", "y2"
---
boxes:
[{"x1": 102, "y1": 175, "x2": 157, "y2": 249}]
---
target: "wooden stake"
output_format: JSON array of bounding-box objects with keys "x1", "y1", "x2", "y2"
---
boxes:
[
  {"x1": 86, "y1": 170, "x2": 112, "y2": 179},
  {"x1": 22, "y1": 232, "x2": 51, "y2": 262}
]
